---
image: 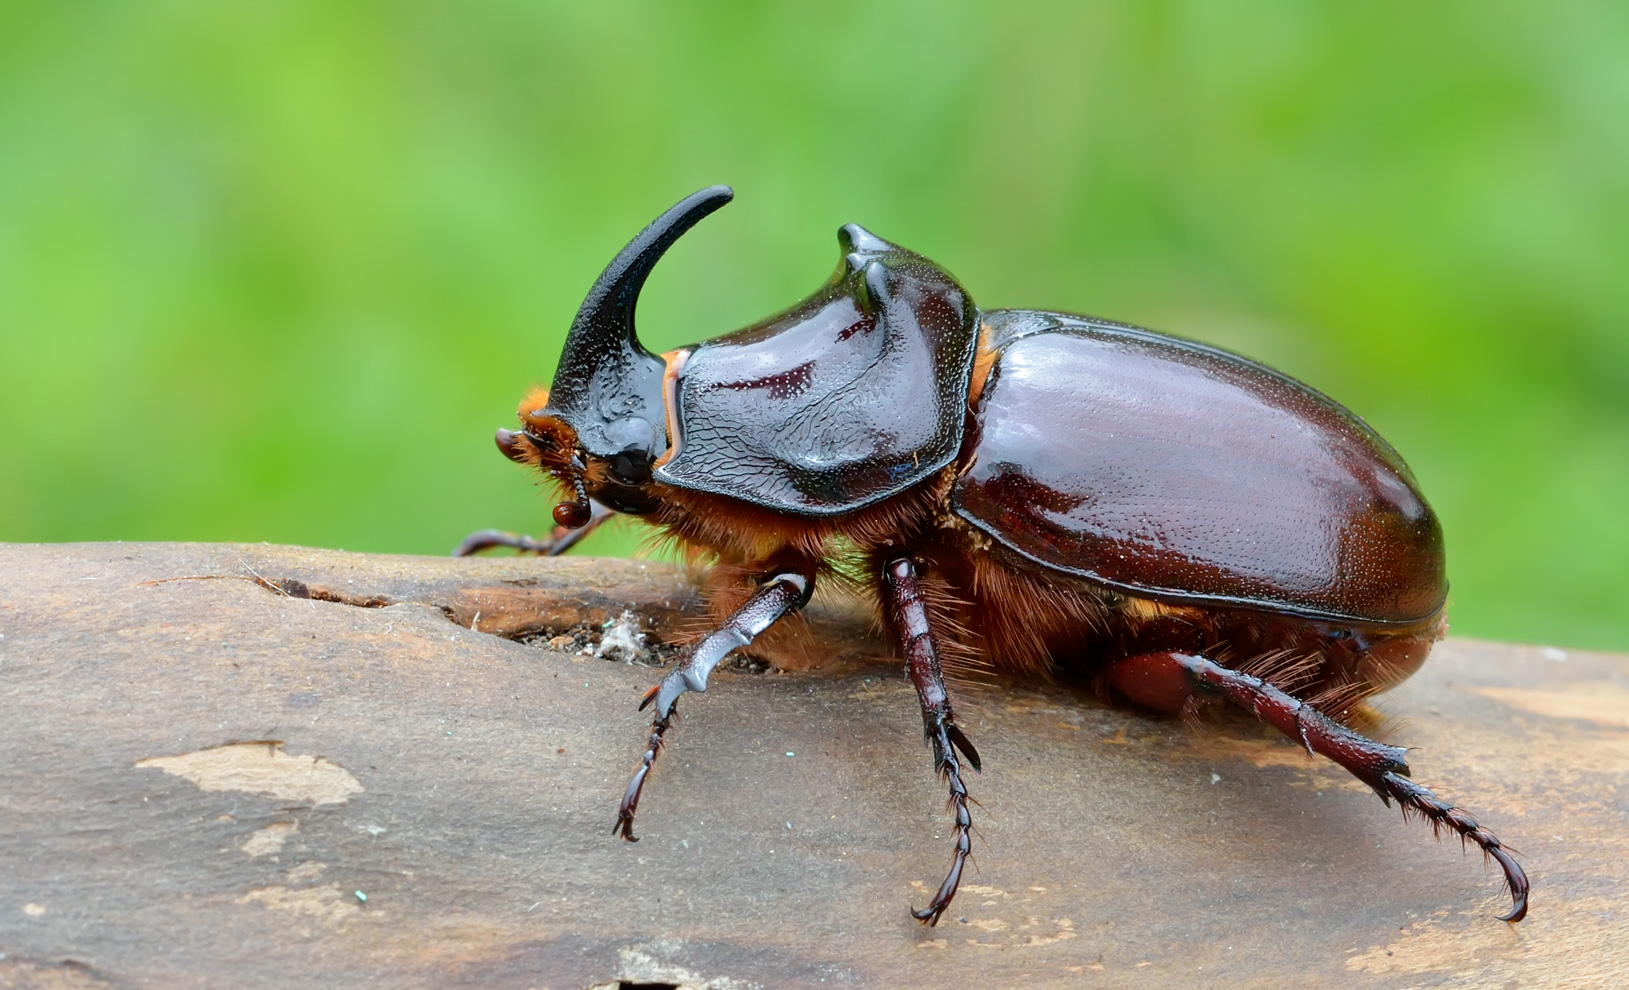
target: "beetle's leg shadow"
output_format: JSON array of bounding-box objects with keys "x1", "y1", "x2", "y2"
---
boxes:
[
  {"x1": 451, "y1": 499, "x2": 616, "y2": 557},
  {"x1": 612, "y1": 567, "x2": 816, "y2": 841},
  {"x1": 1107, "y1": 650, "x2": 1529, "y2": 922},
  {"x1": 883, "y1": 558, "x2": 982, "y2": 926}
]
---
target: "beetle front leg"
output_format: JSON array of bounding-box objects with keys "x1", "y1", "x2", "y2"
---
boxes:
[
  {"x1": 452, "y1": 498, "x2": 615, "y2": 557},
  {"x1": 1107, "y1": 650, "x2": 1529, "y2": 922},
  {"x1": 612, "y1": 567, "x2": 816, "y2": 841},
  {"x1": 883, "y1": 558, "x2": 982, "y2": 926}
]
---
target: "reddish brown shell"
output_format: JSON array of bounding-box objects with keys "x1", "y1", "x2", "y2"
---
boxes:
[
  {"x1": 657, "y1": 225, "x2": 977, "y2": 515},
  {"x1": 952, "y1": 311, "x2": 1446, "y2": 625}
]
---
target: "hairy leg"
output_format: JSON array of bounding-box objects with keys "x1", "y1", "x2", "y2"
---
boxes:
[
  {"x1": 612, "y1": 568, "x2": 815, "y2": 841},
  {"x1": 883, "y1": 558, "x2": 982, "y2": 926},
  {"x1": 1107, "y1": 650, "x2": 1528, "y2": 922},
  {"x1": 452, "y1": 498, "x2": 615, "y2": 557}
]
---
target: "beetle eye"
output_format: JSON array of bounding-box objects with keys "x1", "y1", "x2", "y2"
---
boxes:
[{"x1": 610, "y1": 448, "x2": 653, "y2": 485}]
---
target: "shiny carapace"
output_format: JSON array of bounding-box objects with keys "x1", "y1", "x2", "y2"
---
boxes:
[{"x1": 466, "y1": 186, "x2": 1528, "y2": 926}]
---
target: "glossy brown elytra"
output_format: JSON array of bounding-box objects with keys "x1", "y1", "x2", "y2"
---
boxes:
[{"x1": 463, "y1": 186, "x2": 1529, "y2": 925}]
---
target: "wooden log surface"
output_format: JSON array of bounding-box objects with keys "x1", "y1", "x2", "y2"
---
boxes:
[{"x1": 1, "y1": 542, "x2": 1625, "y2": 989}]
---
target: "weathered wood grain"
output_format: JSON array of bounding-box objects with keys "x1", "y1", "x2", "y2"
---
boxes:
[{"x1": 1, "y1": 542, "x2": 1624, "y2": 989}]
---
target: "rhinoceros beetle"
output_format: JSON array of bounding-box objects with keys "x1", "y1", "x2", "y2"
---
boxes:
[{"x1": 463, "y1": 186, "x2": 1528, "y2": 925}]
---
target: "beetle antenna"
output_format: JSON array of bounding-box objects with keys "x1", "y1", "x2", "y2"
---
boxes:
[{"x1": 553, "y1": 455, "x2": 593, "y2": 528}]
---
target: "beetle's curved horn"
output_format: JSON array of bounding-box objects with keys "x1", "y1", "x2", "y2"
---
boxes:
[{"x1": 546, "y1": 186, "x2": 733, "y2": 459}]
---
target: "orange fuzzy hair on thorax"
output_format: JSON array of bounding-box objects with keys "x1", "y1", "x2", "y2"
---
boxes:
[{"x1": 509, "y1": 388, "x2": 576, "y2": 473}]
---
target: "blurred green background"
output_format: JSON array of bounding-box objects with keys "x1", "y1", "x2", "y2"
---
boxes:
[{"x1": 1, "y1": 2, "x2": 1625, "y2": 649}]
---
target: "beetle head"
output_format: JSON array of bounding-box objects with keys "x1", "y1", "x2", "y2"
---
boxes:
[{"x1": 499, "y1": 186, "x2": 733, "y2": 525}]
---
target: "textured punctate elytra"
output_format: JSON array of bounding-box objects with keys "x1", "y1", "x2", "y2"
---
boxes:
[{"x1": 461, "y1": 187, "x2": 1527, "y2": 927}]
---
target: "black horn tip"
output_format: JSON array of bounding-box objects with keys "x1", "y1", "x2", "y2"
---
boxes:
[
  {"x1": 550, "y1": 185, "x2": 736, "y2": 454},
  {"x1": 658, "y1": 185, "x2": 734, "y2": 234},
  {"x1": 581, "y1": 185, "x2": 738, "y2": 317},
  {"x1": 685, "y1": 184, "x2": 734, "y2": 207}
]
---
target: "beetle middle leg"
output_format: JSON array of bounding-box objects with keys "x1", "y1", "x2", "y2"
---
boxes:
[
  {"x1": 1107, "y1": 650, "x2": 1529, "y2": 922},
  {"x1": 883, "y1": 558, "x2": 982, "y2": 926},
  {"x1": 612, "y1": 566, "x2": 816, "y2": 841}
]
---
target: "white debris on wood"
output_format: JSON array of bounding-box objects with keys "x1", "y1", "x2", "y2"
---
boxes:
[
  {"x1": 594, "y1": 610, "x2": 649, "y2": 663},
  {"x1": 587, "y1": 943, "x2": 758, "y2": 990}
]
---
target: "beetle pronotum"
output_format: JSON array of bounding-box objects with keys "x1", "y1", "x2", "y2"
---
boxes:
[{"x1": 463, "y1": 186, "x2": 1528, "y2": 925}]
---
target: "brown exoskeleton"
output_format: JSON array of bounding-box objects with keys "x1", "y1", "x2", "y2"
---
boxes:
[{"x1": 462, "y1": 187, "x2": 1528, "y2": 925}]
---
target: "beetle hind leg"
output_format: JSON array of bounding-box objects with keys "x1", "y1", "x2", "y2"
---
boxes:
[
  {"x1": 1107, "y1": 650, "x2": 1529, "y2": 922},
  {"x1": 883, "y1": 558, "x2": 980, "y2": 926},
  {"x1": 1378, "y1": 771, "x2": 1528, "y2": 921}
]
